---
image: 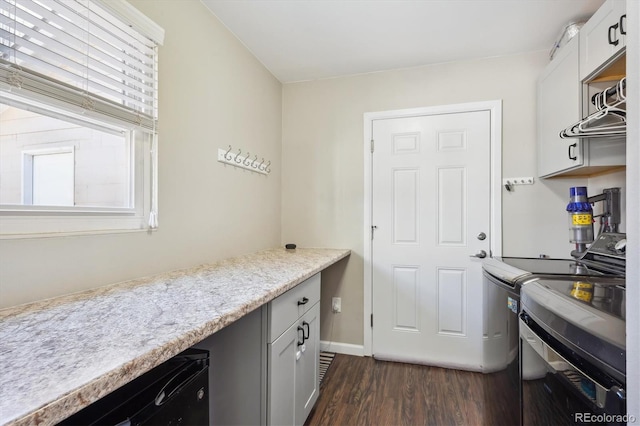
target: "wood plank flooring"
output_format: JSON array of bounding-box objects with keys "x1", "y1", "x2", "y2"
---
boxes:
[{"x1": 306, "y1": 354, "x2": 517, "y2": 426}]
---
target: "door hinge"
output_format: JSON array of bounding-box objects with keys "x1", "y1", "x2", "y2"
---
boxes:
[
  {"x1": 370, "y1": 314, "x2": 373, "y2": 327},
  {"x1": 371, "y1": 225, "x2": 377, "y2": 240},
  {"x1": 370, "y1": 139, "x2": 374, "y2": 153}
]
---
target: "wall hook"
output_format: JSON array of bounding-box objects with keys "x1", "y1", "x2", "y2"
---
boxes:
[
  {"x1": 243, "y1": 152, "x2": 253, "y2": 166},
  {"x1": 217, "y1": 147, "x2": 270, "y2": 176}
]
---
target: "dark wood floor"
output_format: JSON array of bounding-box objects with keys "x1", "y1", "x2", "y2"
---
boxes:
[{"x1": 306, "y1": 354, "x2": 518, "y2": 426}]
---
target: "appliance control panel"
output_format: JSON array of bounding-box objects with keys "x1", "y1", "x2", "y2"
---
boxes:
[{"x1": 585, "y1": 233, "x2": 626, "y2": 260}]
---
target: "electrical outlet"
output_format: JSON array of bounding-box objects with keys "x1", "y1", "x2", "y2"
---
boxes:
[{"x1": 332, "y1": 297, "x2": 341, "y2": 313}]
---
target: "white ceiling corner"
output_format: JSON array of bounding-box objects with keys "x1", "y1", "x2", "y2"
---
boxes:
[{"x1": 201, "y1": 0, "x2": 605, "y2": 83}]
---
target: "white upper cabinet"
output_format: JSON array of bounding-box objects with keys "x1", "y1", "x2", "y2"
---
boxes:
[
  {"x1": 537, "y1": 0, "x2": 627, "y2": 178},
  {"x1": 580, "y1": 0, "x2": 627, "y2": 81},
  {"x1": 537, "y1": 37, "x2": 582, "y2": 178}
]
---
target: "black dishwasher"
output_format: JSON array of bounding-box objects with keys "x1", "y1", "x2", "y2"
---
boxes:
[{"x1": 59, "y1": 348, "x2": 209, "y2": 426}]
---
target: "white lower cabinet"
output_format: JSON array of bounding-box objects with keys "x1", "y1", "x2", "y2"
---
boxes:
[
  {"x1": 194, "y1": 273, "x2": 321, "y2": 426},
  {"x1": 267, "y1": 274, "x2": 321, "y2": 426}
]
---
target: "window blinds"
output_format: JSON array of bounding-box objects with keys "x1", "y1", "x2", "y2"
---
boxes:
[{"x1": 0, "y1": 0, "x2": 164, "y2": 131}]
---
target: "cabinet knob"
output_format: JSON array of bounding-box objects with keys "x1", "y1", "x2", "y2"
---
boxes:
[
  {"x1": 302, "y1": 321, "x2": 310, "y2": 339},
  {"x1": 619, "y1": 14, "x2": 626, "y2": 35},
  {"x1": 297, "y1": 325, "x2": 305, "y2": 346},
  {"x1": 297, "y1": 297, "x2": 309, "y2": 306}
]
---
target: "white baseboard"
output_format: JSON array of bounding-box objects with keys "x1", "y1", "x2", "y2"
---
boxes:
[{"x1": 320, "y1": 340, "x2": 365, "y2": 357}]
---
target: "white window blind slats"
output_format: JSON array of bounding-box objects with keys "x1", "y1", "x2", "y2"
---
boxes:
[
  {"x1": 15, "y1": 0, "x2": 154, "y2": 72},
  {"x1": 92, "y1": 0, "x2": 164, "y2": 46},
  {"x1": 3, "y1": 47, "x2": 154, "y2": 112},
  {"x1": 0, "y1": 0, "x2": 159, "y2": 124},
  {"x1": 17, "y1": 0, "x2": 156, "y2": 62},
  {"x1": 0, "y1": 92, "x2": 127, "y2": 136},
  {"x1": 3, "y1": 0, "x2": 156, "y2": 99},
  {"x1": 1, "y1": 19, "x2": 155, "y2": 101},
  {"x1": 8, "y1": 0, "x2": 156, "y2": 81},
  {"x1": 77, "y1": 1, "x2": 155, "y2": 56},
  {"x1": 0, "y1": 65, "x2": 156, "y2": 130}
]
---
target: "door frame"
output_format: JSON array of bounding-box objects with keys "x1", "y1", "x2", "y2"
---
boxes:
[{"x1": 363, "y1": 100, "x2": 503, "y2": 356}]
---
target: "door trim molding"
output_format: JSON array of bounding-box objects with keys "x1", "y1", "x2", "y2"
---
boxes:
[{"x1": 363, "y1": 100, "x2": 503, "y2": 356}]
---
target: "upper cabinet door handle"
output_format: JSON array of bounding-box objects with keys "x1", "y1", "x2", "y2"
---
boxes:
[
  {"x1": 619, "y1": 14, "x2": 626, "y2": 35},
  {"x1": 568, "y1": 143, "x2": 578, "y2": 161},
  {"x1": 297, "y1": 297, "x2": 309, "y2": 306},
  {"x1": 608, "y1": 23, "x2": 620, "y2": 46}
]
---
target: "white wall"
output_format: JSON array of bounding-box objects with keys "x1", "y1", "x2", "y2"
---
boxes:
[
  {"x1": 625, "y1": 0, "x2": 639, "y2": 417},
  {"x1": 0, "y1": 0, "x2": 283, "y2": 308},
  {"x1": 282, "y1": 50, "x2": 596, "y2": 346},
  {"x1": 588, "y1": 170, "x2": 626, "y2": 232}
]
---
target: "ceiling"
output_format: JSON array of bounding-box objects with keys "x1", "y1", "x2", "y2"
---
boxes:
[{"x1": 201, "y1": 0, "x2": 604, "y2": 83}]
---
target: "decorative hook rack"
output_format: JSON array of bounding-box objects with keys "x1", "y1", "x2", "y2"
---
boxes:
[{"x1": 217, "y1": 145, "x2": 271, "y2": 175}]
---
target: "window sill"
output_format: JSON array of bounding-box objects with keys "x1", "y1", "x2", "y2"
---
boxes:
[
  {"x1": 0, "y1": 226, "x2": 157, "y2": 240},
  {"x1": 0, "y1": 212, "x2": 155, "y2": 239}
]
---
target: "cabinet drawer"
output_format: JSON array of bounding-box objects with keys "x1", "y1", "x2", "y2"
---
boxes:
[{"x1": 268, "y1": 273, "x2": 320, "y2": 342}]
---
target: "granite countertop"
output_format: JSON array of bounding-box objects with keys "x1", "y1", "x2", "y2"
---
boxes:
[{"x1": 0, "y1": 247, "x2": 350, "y2": 426}]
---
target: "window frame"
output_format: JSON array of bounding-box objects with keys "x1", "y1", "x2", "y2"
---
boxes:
[
  {"x1": 0, "y1": 120, "x2": 155, "y2": 238},
  {"x1": 0, "y1": 0, "x2": 163, "y2": 239}
]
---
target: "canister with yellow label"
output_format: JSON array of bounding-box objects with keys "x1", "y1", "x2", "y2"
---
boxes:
[
  {"x1": 566, "y1": 187, "x2": 594, "y2": 247},
  {"x1": 571, "y1": 281, "x2": 594, "y2": 303}
]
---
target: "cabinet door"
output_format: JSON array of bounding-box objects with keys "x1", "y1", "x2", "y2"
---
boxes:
[
  {"x1": 267, "y1": 323, "x2": 300, "y2": 426},
  {"x1": 580, "y1": 0, "x2": 626, "y2": 81},
  {"x1": 295, "y1": 303, "x2": 320, "y2": 425},
  {"x1": 537, "y1": 36, "x2": 582, "y2": 178}
]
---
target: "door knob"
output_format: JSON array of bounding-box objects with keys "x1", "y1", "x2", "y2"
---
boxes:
[
  {"x1": 477, "y1": 232, "x2": 486, "y2": 241},
  {"x1": 470, "y1": 250, "x2": 487, "y2": 259}
]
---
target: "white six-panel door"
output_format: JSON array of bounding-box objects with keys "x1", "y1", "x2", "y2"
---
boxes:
[{"x1": 371, "y1": 110, "x2": 491, "y2": 369}]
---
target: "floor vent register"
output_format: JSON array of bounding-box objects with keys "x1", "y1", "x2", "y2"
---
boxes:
[{"x1": 319, "y1": 352, "x2": 335, "y2": 384}]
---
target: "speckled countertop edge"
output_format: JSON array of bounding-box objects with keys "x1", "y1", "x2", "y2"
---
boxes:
[{"x1": 0, "y1": 247, "x2": 350, "y2": 426}]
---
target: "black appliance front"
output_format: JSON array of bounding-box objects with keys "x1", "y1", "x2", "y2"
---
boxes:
[
  {"x1": 520, "y1": 312, "x2": 626, "y2": 426},
  {"x1": 482, "y1": 271, "x2": 520, "y2": 426},
  {"x1": 59, "y1": 348, "x2": 209, "y2": 426}
]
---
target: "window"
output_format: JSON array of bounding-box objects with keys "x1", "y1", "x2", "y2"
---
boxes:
[
  {"x1": 24, "y1": 147, "x2": 76, "y2": 206},
  {"x1": 0, "y1": 0, "x2": 164, "y2": 237}
]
